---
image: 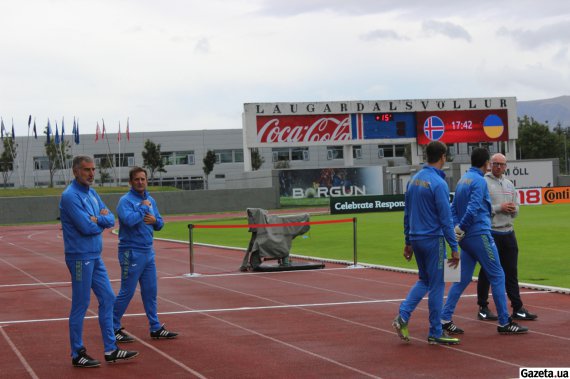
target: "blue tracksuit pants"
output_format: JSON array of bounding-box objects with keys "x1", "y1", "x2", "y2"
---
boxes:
[
  {"x1": 399, "y1": 237, "x2": 446, "y2": 338},
  {"x1": 442, "y1": 233, "x2": 509, "y2": 325},
  {"x1": 65, "y1": 257, "x2": 117, "y2": 358},
  {"x1": 113, "y1": 249, "x2": 161, "y2": 333}
]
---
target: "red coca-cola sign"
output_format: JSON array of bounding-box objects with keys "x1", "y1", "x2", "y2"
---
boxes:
[{"x1": 257, "y1": 114, "x2": 351, "y2": 143}]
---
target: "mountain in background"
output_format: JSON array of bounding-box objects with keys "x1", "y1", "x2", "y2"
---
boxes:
[{"x1": 517, "y1": 95, "x2": 570, "y2": 128}]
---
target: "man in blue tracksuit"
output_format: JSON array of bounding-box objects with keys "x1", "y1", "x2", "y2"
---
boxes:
[
  {"x1": 392, "y1": 141, "x2": 460, "y2": 345},
  {"x1": 113, "y1": 167, "x2": 178, "y2": 343},
  {"x1": 60, "y1": 155, "x2": 138, "y2": 367},
  {"x1": 441, "y1": 148, "x2": 528, "y2": 335}
]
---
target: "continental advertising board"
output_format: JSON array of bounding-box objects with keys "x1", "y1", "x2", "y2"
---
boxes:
[{"x1": 518, "y1": 187, "x2": 570, "y2": 205}]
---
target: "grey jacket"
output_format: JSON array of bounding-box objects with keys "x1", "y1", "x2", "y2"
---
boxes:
[{"x1": 484, "y1": 172, "x2": 519, "y2": 233}]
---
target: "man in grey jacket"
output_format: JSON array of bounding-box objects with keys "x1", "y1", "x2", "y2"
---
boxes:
[{"x1": 476, "y1": 153, "x2": 538, "y2": 321}]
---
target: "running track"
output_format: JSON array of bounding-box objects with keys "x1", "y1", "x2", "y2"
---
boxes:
[{"x1": 1, "y1": 221, "x2": 569, "y2": 379}]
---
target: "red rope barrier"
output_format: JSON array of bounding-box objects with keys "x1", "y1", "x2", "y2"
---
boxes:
[{"x1": 191, "y1": 218, "x2": 354, "y2": 229}]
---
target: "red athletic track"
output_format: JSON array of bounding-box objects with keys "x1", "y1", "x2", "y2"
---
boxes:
[{"x1": 1, "y1": 221, "x2": 569, "y2": 379}]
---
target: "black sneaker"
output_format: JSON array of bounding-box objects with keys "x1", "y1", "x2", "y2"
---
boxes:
[
  {"x1": 512, "y1": 307, "x2": 538, "y2": 321},
  {"x1": 115, "y1": 328, "x2": 135, "y2": 343},
  {"x1": 72, "y1": 347, "x2": 101, "y2": 368},
  {"x1": 150, "y1": 324, "x2": 178, "y2": 339},
  {"x1": 442, "y1": 321, "x2": 464, "y2": 335},
  {"x1": 498, "y1": 319, "x2": 529, "y2": 334},
  {"x1": 105, "y1": 349, "x2": 139, "y2": 363},
  {"x1": 477, "y1": 306, "x2": 499, "y2": 321}
]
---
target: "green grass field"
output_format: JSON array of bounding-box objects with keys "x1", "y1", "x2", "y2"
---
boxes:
[{"x1": 156, "y1": 204, "x2": 570, "y2": 289}]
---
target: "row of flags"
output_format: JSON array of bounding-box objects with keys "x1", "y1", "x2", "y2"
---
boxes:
[
  {"x1": 94, "y1": 118, "x2": 130, "y2": 143},
  {"x1": 45, "y1": 118, "x2": 80, "y2": 145},
  {"x1": 0, "y1": 118, "x2": 16, "y2": 141},
  {"x1": 1, "y1": 117, "x2": 131, "y2": 145}
]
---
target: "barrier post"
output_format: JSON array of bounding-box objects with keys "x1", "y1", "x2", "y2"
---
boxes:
[
  {"x1": 347, "y1": 217, "x2": 363, "y2": 269},
  {"x1": 184, "y1": 224, "x2": 201, "y2": 277}
]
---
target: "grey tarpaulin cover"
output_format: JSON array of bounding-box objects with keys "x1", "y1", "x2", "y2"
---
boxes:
[{"x1": 240, "y1": 208, "x2": 310, "y2": 270}]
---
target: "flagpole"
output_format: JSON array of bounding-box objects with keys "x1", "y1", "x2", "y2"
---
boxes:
[
  {"x1": 23, "y1": 115, "x2": 32, "y2": 188},
  {"x1": 102, "y1": 119, "x2": 117, "y2": 185},
  {"x1": 118, "y1": 122, "x2": 121, "y2": 187},
  {"x1": 9, "y1": 118, "x2": 24, "y2": 188},
  {"x1": 60, "y1": 117, "x2": 69, "y2": 184},
  {"x1": 54, "y1": 121, "x2": 66, "y2": 186}
]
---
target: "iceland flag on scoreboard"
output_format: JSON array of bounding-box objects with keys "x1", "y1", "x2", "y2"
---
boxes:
[{"x1": 423, "y1": 116, "x2": 445, "y2": 141}]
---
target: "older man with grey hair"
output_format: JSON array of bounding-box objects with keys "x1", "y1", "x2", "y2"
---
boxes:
[
  {"x1": 60, "y1": 155, "x2": 139, "y2": 367},
  {"x1": 475, "y1": 153, "x2": 538, "y2": 322}
]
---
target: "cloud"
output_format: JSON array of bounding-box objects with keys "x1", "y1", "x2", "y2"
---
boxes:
[
  {"x1": 360, "y1": 29, "x2": 409, "y2": 42},
  {"x1": 194, "y1": 38, "x2": 210, "y2": 54},
  {"x1": 422, "y1": 20, "x2": 472, "y2": 42},
  {"x1": 553, "y1": 47, "x2": 568, "y2": 63},
  {"x1": 497, "y1": 21, "x2": 570, "y2": 49}
]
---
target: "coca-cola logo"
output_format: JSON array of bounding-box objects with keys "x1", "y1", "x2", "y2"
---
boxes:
[{"x1": 257, "y1": 115, "x2": 351, "y2": 143}]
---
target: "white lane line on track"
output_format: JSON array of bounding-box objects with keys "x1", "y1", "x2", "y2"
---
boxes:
[
  {"x1": 117, "y1": 330, "x2": 208, "y2": 378},
  {"x1": 0, "y1": 326, "x2": 39, "y2": 379},
  {"x1": 1, "y1": 244, "x2": 208, "y2": 378},
  {"x1": 3, "y1": 230, "x2": 568, "y2": 373}
]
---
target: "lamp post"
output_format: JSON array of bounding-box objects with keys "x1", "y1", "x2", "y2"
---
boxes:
[{"x1": 564, "y1": 126, "x2": 570, "y2": 175}]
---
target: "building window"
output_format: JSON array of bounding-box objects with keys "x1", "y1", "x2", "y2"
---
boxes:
[
  {"x1": 378, "y1": 145, "x2": 394, "y2": 158},
  {"x1": 378, "y1": 144, "x2": 405, "y2": 158},
  {"x1": 214, "y1": 174, "x2": 226, "y2": 179},
  {"x1": 93, "y1": 153, "x2": 133, "y2": 168},
  {"x1": 291, "y1": 148, "x2": 308, "y2": 161},
  {"x1": 327, "y1": 146, "x2": 343, "y2": 160},
  {"x1": 116, "y1": 153, "x2": 134, "y2": 167},
  {"x1": 394, "y1": 145, "x2": 406, "y2": 157},
  {"x1": 272, "y1": 148, "x2": 290, "y2": 162},
  {"x1": 214, "y1": 149, "x2": 243, "y2": 164},
  {"x1": 33, "y1": 156, "x2": 50, "y2": 170},
  {"x1": 94, "y1": 154, "x2": 114, "y2": 169},
  {"x1": 353, "y1": 145, "x2": 362, "y2": 159},
  {"x1": 161, "y1": 151, "x2": 195, "y2": 166},
  {"x1": 271, "y1": 147, "x2": 309, "y2": 162}
]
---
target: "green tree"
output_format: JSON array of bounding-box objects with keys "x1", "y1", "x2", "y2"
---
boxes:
[
  {"x1": 202, "y1": 150, "x2": 216, "y2": 190},
  {"x1": 45, "y1": 140, "x2": 72, "y2": 188},
  {"x1": 0, "y1": 137, "x2": 17, "y2": 188},
  {"x1": 97, "y1": 158, "x2": 113, "y2": 186},
  {"x1": 517, "y1": 116, "x2": 562, "y2": 160},
  {"x1": 553, "y1": 123, "x2": 570, "y2": 174},
  {"x1": 142, "y1": 139, "x2": 166, "y2": 183},
  {"x1": 250, "y1": 148, "x2": 265, "y2": 171}
]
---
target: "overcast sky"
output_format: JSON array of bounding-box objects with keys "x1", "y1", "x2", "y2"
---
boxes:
[{"x1": 1, "y1": 0, "x2": 569, "y2": 137}]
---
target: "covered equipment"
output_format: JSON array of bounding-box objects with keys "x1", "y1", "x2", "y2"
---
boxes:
[{"x1": 240, "y1": 208, "x2": 325, "y2": 272}]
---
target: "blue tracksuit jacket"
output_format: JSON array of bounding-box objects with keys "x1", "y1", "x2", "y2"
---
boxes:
[
  {"x1": 404, "y1": 165, "x2": 457, "y2": 251},
  {"x1": 117, "y1": 188, "x2": 164, "y2": 250},
  {"x1": 442, "y1": 166, "x2": 509, "y2": 325},
  {"x1": 114, "y1": 188, "x2": 165, "y2": 333},
  {"x1": 400, "y1": 165, "x2": 458, "y2": 338},
  {"x1": 59, "y1": 179, "x2": 116, "y2": 357},
  {"x1": 60, "y1": 180, "x2": 115, "y2": 259},
  {"x1": 451, "y1": 167, "x2": 492, "y2": 236}
]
